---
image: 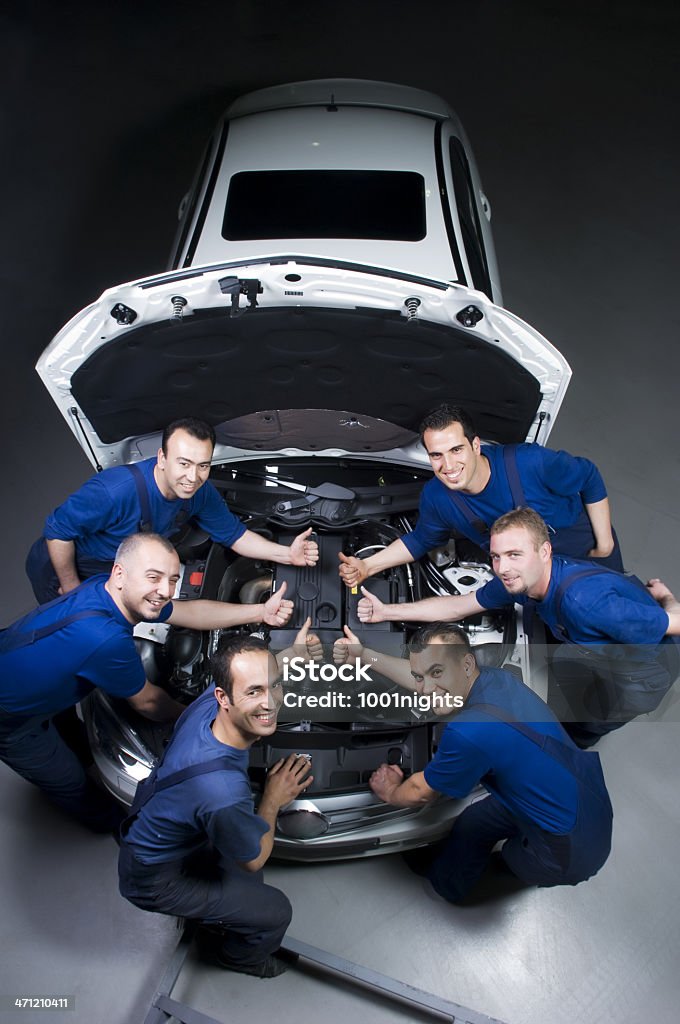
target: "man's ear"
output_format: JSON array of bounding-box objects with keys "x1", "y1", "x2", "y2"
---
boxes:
[
  {"x1": 110, "y1": 562, "x2": 125, "y2": 589},
  {"x1": 214, "y1": 686, "x2": 231, "y2": 711},
  {"x1": 156, "y1": 446, "x2": 165, "y2": 467},
  {"x1": 463, "y1": 652, "x2": 476, "y2": 676},
  {"x1": 540, "y1": 540, "x2": 553, "y2": 562}
]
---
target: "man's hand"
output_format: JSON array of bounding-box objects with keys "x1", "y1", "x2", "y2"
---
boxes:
[
  {"x1": 369, "y1": 763, "x2": 404, "y2": 802},
  {"x1": 338, "y1": 551, "x2": 369, "y2": 588},
  {"x1": 263, "y1": 754, "x2": 313, "y2": 808},
  {"x1": 262, "y1": 581, "x2": 294, "y2": 626},
  {"x1": 647, "y1": 578, "x2": 676, "y2": 603},
  {"x1": 288, "y1": 528, "x2": 319, "y2": 567},
  {"x1": 357, "y1": 586, "x2": 387, "y2": 624},
  {"x1": 333, "y1": 624, "x2": 362, "y2": 665},
  {"x1": 292, "y1": 616, "x2": 323, "y2": 661}
]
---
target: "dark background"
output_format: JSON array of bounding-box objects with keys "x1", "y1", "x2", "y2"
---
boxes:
[{"x1": 3, "y1": 0, "x2": 679, "y2": 621}]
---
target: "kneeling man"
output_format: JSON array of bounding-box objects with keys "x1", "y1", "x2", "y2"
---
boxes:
[
  {"x1": 118, "y1": 634, "x2": 312, "y2": 977},
  {"x1": 336, "y1": 623, "x2": 612, "y2": 904}
]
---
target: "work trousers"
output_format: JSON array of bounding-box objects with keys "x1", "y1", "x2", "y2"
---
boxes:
[
  {"x1": 0, "y1": 709, "x2": 123, "y2": 831},
  {"x1": 551, "y1": 509, "x2": 624, "y2": 572},
  {"x1": 25, "y1": 537, "x2": 110, "y2": 605},
  {"x1": 426, "y1": 787, "x2": 611, "y2": 905},
  {"x1": 118, "y1": 843, "x2": 291, "y2": 966},
  {"x1": 550, "y1": 643, "x2": 679, "y2": 746}
]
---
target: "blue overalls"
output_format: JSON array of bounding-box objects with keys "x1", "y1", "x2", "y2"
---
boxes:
[
  {"x1": 25, "y1": 464, "x2": 192, "y2": 604},
  {"x1": 0, "y1": 594, "x2": 123, "y2": 830},
  {"x1": 118, "y1": 728, "x2": 291, "y2": 966},
  {"x1": 547, "y1": 566, "x2": 680, "y2": 746},
  {"x1": 426, "y1": 705, "x2": 613, "y2": 903},
  {"x1": 429, "y1": 444, "x2": 624, "y2": 570}
]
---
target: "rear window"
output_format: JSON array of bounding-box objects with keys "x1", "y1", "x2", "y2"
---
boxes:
[{"x1": 222, "y1": 170, "x2": 426, "y2": 241}]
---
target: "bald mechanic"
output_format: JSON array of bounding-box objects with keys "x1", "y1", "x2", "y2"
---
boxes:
[
  {"x1": 26, "y1": 416, "x2": 318, "y2": 604},
  {"x1": 338, "y1": 403, "x2": 622, "y2": 590},
  {"x1": 357, "y1": 508, "x2": 680, "y2": 747},
  {"x1": 0, "y1": 533, "x2": 293, "y2": 831},
  {"x1": 119, "y1": 634, "x2": 313, "y2": 978},
  {"x1": 334, "y1": 623, "x2": 612, "y2": 903}
]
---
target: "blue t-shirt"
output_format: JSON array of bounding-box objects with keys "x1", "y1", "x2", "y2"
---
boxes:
[
  {"x1": 476, "y1": 556, "x2": 669, "y2": 649},
  {"x1": 44, "y1": 457, "x2": 246, "y2": 562},
  {"x1": 424, "y1": 667, "x2": 582, "y2": 833},
  {"x1": 0, "y1": 577, "x2": 172, "y2": 716},
  {"x1": 402, "y1": 443, "x2": 607, "y2": 559},
  {"x1": 125, "y1": 685, "x2": 268, "y2": 866}
]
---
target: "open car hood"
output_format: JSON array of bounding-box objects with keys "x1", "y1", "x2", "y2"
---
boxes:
[{"x1": 37, "y1": 256, "x2": 571, "y2": 469}]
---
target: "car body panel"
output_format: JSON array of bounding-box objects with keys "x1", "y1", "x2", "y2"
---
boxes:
[
  {"x1": 169, "y1": 78, "x2": 502, "y2": 301},
  {"x1": 36, "y1": 257, "x2": 570, "y2": 471}
]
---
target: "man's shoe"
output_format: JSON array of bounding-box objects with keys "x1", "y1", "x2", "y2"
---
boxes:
[{"x1": 213, "y1": 953, "x2": 288, "y2": 978}]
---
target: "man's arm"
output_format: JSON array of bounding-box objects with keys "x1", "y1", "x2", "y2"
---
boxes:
[
  {"x1": 242, "y1": 754, "x2": 313, "y2": 871},
  {"x1": 45, "y1": 538, "x2": 82, "y2": 594},
  {"x1": 168, "y1": 582, "x2": 293, "y2": 630},
  {"x1": 231, "y1": 527, "x2": 319, "y2": 567},
  {"x1": 357, "y1": 586, "x2": 486, "y2": 624},
  {"x1": 647, "y1": 579, "x2": 680, "y2": 635},
  {"x1": 338, "y1": 539, "x2": 413, "y2": 589},
  {"x1": 333, "y1": 625, "x2": 416, "y2": 690},
  {"x1": 126, "y1": 680, "x2": 184, "y2": 721},
  {"x1": 584, "y1": 497, "x2": 615, "y2": 559},
  {"x1": 369, "y1": 763, "x2": 438, "y2": 808}
]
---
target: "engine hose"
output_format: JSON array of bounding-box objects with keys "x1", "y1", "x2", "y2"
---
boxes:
[{"x1": 238, "y1": 575, "x2": 272, "y2": 605}]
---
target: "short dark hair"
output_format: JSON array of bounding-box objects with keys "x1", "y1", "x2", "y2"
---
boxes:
[
  {"x1": 114, "y1": 532, "x2": 177, "y2": 566},
  {"x1": 162, "y1": 418, "x2": 216, "y2": 455},
  {"x1": 211, "y1": 634, "x2": 271, "y2": 702},
  {"x1": 418, "y1": 404, "x2": 477, "y2": 444},
  {"x1": 408, "y1": 622, "x2": 472, "y2": 658},
  {"x1": 490, "y1": 507, "x2": 550, "y2": 549}
]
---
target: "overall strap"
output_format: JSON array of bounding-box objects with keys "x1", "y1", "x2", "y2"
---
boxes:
[
  {"x1": 469, "y1": 702, "x2": 555, "y2": 750},
  {"x1": 501, "y1": 444, "x2": 527, "y2": 508},
  {"x1": 445, "y1": 444, "x2": 527, "y2": 549},
  {"x1": 123, "y1": 755, "x2": 238, "y2": 831},
  {"x1": 127, "y1": 463, "x2": 192, "y2": 536},
  {"x1": 0, "y1": 610, "x2": 110, "y2": 653},
  {"x1": 127, "y1": 464, "x2": 153, "y2": 533},
  {"x1": 552, "y1": 566, "x2": 609, "y2": 641},
  {"x1": 445, "y1": 493, "x2": 489, "y2": 548},
  {"x1": 170, "y1": 500, "x2": 192, "y2": 536},
  {"x1": 468, "y1": 702, "x2": 608, "y2": 805}
]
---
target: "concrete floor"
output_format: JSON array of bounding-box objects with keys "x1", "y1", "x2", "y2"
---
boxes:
[{"x1": 2, "y1": 3, "x2": 679, "y2": 1023}]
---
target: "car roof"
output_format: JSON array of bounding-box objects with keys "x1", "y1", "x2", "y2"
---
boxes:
[{"x1": 188, "y1": 104, "x2": 461, "y2": 282}]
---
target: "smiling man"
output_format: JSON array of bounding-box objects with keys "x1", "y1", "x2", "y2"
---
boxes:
[
  {"x1": 0, "y1": 533, "x2": 293, "y2": 831},
  {"x1": 357, "y1": 623, "x2": 613, "y2": 904},
  {"x1": 118, "y1": 635, "x2": 312, "y2": 978},
  {"x1": 26, "y1": 416, "x2": 318, "y2": 604},
  {"x1": 358, "y1": 508, "x2": 680, "y2": 746},
  {"x1": 338, "y1": 403, "x2": 622, "y2": 589}
]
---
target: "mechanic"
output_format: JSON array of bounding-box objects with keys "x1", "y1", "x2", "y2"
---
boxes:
[
  {"x1": 118, "y1": 634, "x2": 312, "y2": 978},
  {"x1": 357, "y1": 507, "x2": 680, "y2": 747},
  {"x1": 26, "y1": 416, "x2": 318, "y2": 604},
  {"x1": 338, "y1": 403, "x2": 622, "y2": 590},
  {"x1": 0, "y1": 533, "x2": 293, "y2": 832},
  {"x1": 335, "y1": 623, "x2": 612, "y2": 904}
]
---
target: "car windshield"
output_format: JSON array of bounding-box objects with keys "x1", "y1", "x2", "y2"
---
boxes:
[{"x1": 222, "y1": 170, "x2": 426, "y2": 240}]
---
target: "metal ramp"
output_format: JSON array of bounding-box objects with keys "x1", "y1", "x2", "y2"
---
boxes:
[{"x1": 143, "y1": 921, "x2": 509, "y2": 1024}]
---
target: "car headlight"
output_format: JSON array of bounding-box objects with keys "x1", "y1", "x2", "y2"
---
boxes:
[{"x1": 82, "y1": 690, "x2": 155, "y2": 782}]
